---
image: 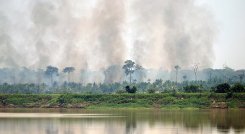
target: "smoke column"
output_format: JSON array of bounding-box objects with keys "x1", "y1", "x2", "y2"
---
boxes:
[
  {"x1": 0, "y1": 0, "x2": 126, "y2": 69},
  {"x1": 0, "y1": 0, "x2": 216, "y2": 82},
  {"x1": 131, "y1": 0, "x2": 216, "y2": 70}
]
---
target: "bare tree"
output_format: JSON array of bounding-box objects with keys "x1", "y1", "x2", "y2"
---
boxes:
[
  {"x1": 174, "y1": 65, "x2": 181, "y2": 83},
  {"x1": 193, "y1": 64, "x2": 199, "y2": 81}
]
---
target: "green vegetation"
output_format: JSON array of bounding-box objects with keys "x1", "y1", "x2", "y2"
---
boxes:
[
  {"x1": 125, "y1": 86, "x2": 137, "y2": 93},
  {"x1": 183, "y1": 85, "x2": 201, "y2": 93},
  {"x1": 0, "y1": 61, "x2": 244, "y2": 109},
  {"x1": 0, "y1": 80, "x2": 244, "y2": 94},
  {"x1": 0, "y1": 93, "x2": 244, "y2": 109},
  {"x1": 231, "y1": 83, "x2": 245, "y2": 92},
  {"x1": 214, "y1": 83, "x2": 231, "y2": 93},
  {"x1": 122, "y1": 60, "x2": 143, "y2": 84},
  {"x1": 0, "y1": 60, "x2": 245, "y2": 95}
]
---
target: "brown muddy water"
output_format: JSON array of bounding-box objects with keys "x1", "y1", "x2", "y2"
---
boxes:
[{"x1": 0, "y1": 108, "x2": 244, "y2": 134}]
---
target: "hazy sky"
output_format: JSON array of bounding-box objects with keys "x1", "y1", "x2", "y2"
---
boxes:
[
  {"x1": 197, "y1": 0, "x2": 245, "y2": 69},
  {"x1": 0, "y1": 0, "x2": 244, "y2": 70}
]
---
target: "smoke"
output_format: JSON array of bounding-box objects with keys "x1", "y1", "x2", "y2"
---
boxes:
[
  {"x1": 0, "y1": 0, "x2": 126, "y2": 70},
  {"x1": 90, "y1": 0, "x2": 126, "y2": 68},
  {"x1": 131, "y1": 0, "x2": 216, "y2": 70},
  {"x1": 0, "y1": 12, "x2": 20, "y2": 67},
  {"x1": 0, "y1": 0, "x2": 216, "y2": 83},
  {"x1": 104, "y1": 65, "x2": 124, "y2": 83}
]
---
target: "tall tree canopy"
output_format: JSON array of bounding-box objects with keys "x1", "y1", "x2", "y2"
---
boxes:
[
  {"x1": 123, "y1": 60, "x2": 142, "y2": 84},
  {"x1": 174, "y1": 65, "x2": 181, "y2": 83},
  {"x1": 63, "y1": 67, "x2": 75, "y2": 82},
  {"x1": 45, "y1": 66, "x2": 58, "y2": 85}
]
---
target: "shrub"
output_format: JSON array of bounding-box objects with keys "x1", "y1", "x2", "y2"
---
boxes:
[
  {"x1": 230, "y1": 83, "x2": 245, "y2": 93},
  {"x1": 116, "y1": 89, "x2": 127, "y2": 94},
  {"x1": 125, "y1": 86, "x2": 131, "y2": 93},
  {"x1": 0, "y1": 96, "x2": 7, "y2": 106},
  {"x1": 215, "y1": 83, "x2": 230, "y2": 93},
  {"x1": 183, "y1": 85, "x2": 201, "y2": 93},
  {"x1": 57, "y1": 94, "x2": 72, "y2": 105},
  {"x1": 147, "y1": 88, "x2": 156, "y2": 94},
  {"x1": 125, "y1": 86, "x2": 137, "y2": 93},
  {"x1": 226, "y1": 92, "x2": 233, "y2": 99},
  {"x1": 131, "y1": 86, "x2": 137, "y2": 93}
]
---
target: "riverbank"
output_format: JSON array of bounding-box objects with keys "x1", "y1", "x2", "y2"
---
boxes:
[{"x1": 0, "y1": 93, "x2": 244, "y2": 109}]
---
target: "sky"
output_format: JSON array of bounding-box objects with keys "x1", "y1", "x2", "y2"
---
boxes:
[{"x1": 197, "y1": 0, "x2": 245, "y2": 69}]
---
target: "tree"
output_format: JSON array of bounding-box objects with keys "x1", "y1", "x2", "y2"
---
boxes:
[
  {"x1": 223, "y1": 66, "x2": 233, "y2": 83},
  {"x1": 215, "y1": 83, "x2": 230, "y2": 93},
  {"x1": 134, "y1": 64, "x2": 146, "y2": 82},
  {"x1": 230, "y1": 83, "x2": 245, "y2": 92},
  {"x1": 183, "y1": 75, "x2": 187, "y2": 81},
  {"x1": 236, "y1": 70, "x2": 245, "y2": 83},
  {"x1": 204, "y1": 68, "x2": 213, "y2": 83},
  {"x1": 63, "y1": 67, "x2": 75, "y2": 83},
  {"x1": 183, "y1": 85, "x2": 201, "y2": 93},
  {"x1": 193, "y1": 64, "x2": 199, "y2": 81},
  {"x1": 125, "y1": 85, "x2": 137, "y2": 93},
  {"x1": 123, "y1": 60, "x2": 142, "y2": 84},
  {"x1": 174, "y1": 65, "x2": 181, "y2": 83},
  {"x1": 153, "y1": 79, "x2": 163, "y2": 87},
  {"x1": 147, "y1": 88, "x2": 156, "y2": 93},
  {"x1": 45, "y1": 66, "x2": 59, "y2": 85}
]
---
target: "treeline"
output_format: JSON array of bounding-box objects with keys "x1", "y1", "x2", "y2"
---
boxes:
[
  {"x1": 0, "y1": 63, "x2": 244, "y2": 85},
  {"x1": 0, "y1": 60, "x2": 244, "y2": 94},
  {"x1": 0, "y1": 80, "x2": 244, "y2": 94}
]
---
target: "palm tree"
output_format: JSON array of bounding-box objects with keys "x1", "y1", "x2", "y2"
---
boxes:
[{"x1": 122, "y1": 60, "x2": 143, "y2": 84}]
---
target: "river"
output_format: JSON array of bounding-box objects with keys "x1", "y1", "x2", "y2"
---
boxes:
[{"x1": 0, "y1": 109, "x2": 244, "y2": 134}]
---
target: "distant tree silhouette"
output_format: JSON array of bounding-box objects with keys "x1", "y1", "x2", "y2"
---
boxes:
[
  {"x1": 193, "y1": 64, "x2": 199, "y2": 81},
  {"x1": 174, "y1": 65, "x2": 181, "y2": 83},
  {"x1": 237, "y1": 70, "x2": 245, "y2": 83},
  {"x1": 63, "y1": 67, "x2": 75, "y2": 83},
  {"x1": 231, "y1": 83, "x2": 245, "y2": 92},
  {"x1": 123, "y1": 60, "x2": 142, "y2": 84},
  {"x1": 45, "y1": 66, "x2": 58, "y2": 85},
  {"x1": 215, "y1": 83, "x2": 230, "y2": 93},
  {"x1": 183, "y1": 75, "x2": 187, "y2": 81}
]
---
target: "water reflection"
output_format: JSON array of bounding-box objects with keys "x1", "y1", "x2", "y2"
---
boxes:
[
  {"x1": 125, "y1": 112, "x2": 136, "y2": 134},
  {"x1": 0, "y1": 109, "x2": 244, "y2": 134}
]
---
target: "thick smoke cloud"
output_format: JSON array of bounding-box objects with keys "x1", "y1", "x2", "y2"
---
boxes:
[
  {"x1": 104, "y1": 65, "x2": 124, "y2": 83},
  {"x1": 90, "y1": 0, "x2": 126, "y2": 67},
  {"x1": 0, "y1": 12, "x2": 19, "y2": 67},
  {"x1": 0, "y1": 0, "x2": 216, "y2": 83},
  {"x1": 0, "y1": 0, "x2": 126, "y2": 70},
  {"x1": 131, "y1": 0, "x2": 216, "y2": 70}
]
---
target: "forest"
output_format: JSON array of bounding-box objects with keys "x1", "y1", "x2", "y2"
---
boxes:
[{"x1": 0, "y1": 60, "x2": 244, "y2": 94}]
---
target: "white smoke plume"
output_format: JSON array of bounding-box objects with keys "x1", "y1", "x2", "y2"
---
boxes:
[
  {"x1": 0, "y1": 0, "x2": 216, "y2": 83},
  {"x1": 0, "y1": 0, "x2": 126, "y2": 69},
  {"x1": 131, "y1": 0, "x2": 216, "y2": 70}
]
